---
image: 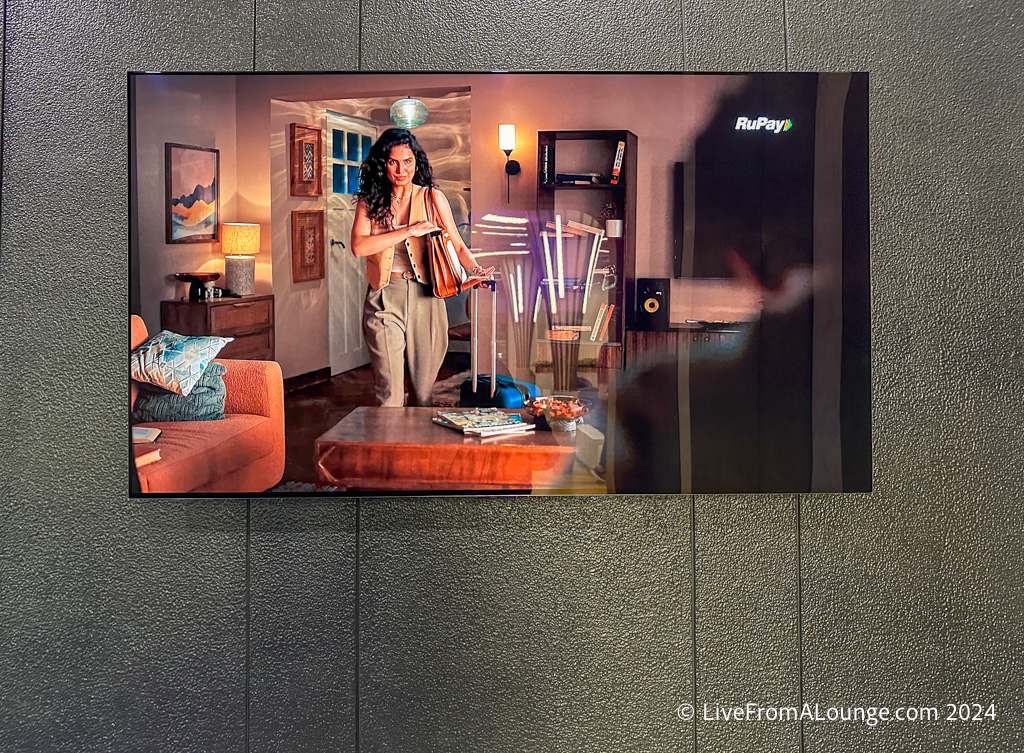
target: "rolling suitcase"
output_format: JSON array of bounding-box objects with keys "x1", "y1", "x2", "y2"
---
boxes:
[{"x1": 459, "y1": 280, "x2": 541, "y2": 409}]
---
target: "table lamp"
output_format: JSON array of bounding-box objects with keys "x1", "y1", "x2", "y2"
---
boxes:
[{"x1": 221, "y1": 222, "x2": 260, "y2": 296}]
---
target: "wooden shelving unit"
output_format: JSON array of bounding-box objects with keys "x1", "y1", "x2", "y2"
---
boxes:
[
  {"x1": 535, "y1": 130, "x2": 637, "y2": 391},
  {"x1": 537, "y1": 130, "x2": 637, "y2": 343}
]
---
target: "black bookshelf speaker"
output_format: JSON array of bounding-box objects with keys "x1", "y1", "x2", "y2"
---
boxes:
[{"x1": 635, "y1": 278, "x2": 671, "y2": 331}]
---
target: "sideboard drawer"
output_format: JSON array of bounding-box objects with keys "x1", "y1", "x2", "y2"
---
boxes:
[
  {"x1": 161, "y1": 294, "x2": 275, "y2": 362},
  {"x1": 210, "y1": 299, "x2": 273, "y2": 334},
  {"x1": 220, "y1": 329, "x2": 273, "y2": 360}
]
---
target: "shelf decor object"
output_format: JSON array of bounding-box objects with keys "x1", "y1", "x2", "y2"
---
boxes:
[
  {"x1": 289, "y1": 124, "x2": 323, "y2": 197},
  {"x1": 220, "y1": 222, "x2": 260, "y2": 296},
  {"x1": 173, "y1": 272, "x2": 220, "y2": 302},
  {"x1": 165, "y1": 143, "x2": 219, "y2": 244},
  {"x1": 526, "y1": 395, "x2": 592, "y2": 433},
  {"x1": 291, "y1": 210, "x2": 325, "y2": 283}
]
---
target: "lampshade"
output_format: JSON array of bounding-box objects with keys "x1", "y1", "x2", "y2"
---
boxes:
[
  {"x1": 221, "y1": 223, "x2": 260, "y2": 256},
  {"x1": 390, "y1": 98, "x2": 428, "y2": 128},
  {"x1": 498, "y1": 124, "x2": 516, "y2": 152}
]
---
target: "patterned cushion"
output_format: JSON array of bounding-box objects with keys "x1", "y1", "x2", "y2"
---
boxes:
[
  {"x1": 132, "y1": 362, "x2": 228, "y2": 422},
  {"x1": 130, "y1": 330, "x2": 233, "y2": 397}
]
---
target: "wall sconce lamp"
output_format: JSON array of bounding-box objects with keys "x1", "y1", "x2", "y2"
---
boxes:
[
  {"x1": 499, "y1": 124, "x2": 520, "y2": 203},
  {"x1": 221, "y1": 222, "x2": 261, "y2": 296}
]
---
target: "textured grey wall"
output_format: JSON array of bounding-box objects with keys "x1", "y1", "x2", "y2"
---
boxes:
[{"x1": 1, "y1": 2, "x2": 1022, "y2": 753}]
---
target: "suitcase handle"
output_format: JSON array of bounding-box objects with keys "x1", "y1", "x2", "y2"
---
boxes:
[{"x1": 470, "y1": 280, "x2": 499, "y2": 398}]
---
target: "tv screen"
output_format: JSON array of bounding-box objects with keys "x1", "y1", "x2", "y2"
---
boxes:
[{"x1": 128, "y1": 71, "x2": 869, "y2": 497}]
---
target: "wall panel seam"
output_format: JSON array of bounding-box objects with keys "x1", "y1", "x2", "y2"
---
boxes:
[
  {"x1": 690, "y1": 494, "x2": 698, "y2": 749},
  {"x1": 782, "y1": 0, "x2": 790, "y2": 71},
  {"x1": 796, "y1": 494, "x2": 804, "y2": 753},
  {"x1": 1, "y1": 0, "x2": 7, "y2": 218},
  {"x1": 245, "y1": 501, "x2": 251, "y2": 753},
  {"x1": 355, "y1": 497, "x2": 362, "y2": 751},
  {"x1": 680, "y1": 0, "x2": 686, "y2": 71}
]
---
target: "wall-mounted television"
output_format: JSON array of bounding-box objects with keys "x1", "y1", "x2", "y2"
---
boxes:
[{"x1": 128, "y1": 71, "x2": 869, "y2": 497}]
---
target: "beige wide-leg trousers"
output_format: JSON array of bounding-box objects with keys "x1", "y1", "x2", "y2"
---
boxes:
[{"x1": 363, "y1": 279, "x2": 449, "y2": 407}]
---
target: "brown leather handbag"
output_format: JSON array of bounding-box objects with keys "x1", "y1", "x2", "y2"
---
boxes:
[{"x1": 426, "y1": 188, "x2": 467, "y2": 299}]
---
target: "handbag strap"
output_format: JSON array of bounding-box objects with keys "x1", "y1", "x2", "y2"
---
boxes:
[{"x1": 427, "y1": 187, "x2": 443, "y2": 228}]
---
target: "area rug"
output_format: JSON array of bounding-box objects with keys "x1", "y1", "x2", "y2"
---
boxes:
[{"x1": 432, "y1": 370, "x2": 470, "y2": 406}]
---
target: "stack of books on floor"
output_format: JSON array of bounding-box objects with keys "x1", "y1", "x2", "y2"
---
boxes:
[{"x1": 433, "y1": 408, "x2": 536, "y2": 437}]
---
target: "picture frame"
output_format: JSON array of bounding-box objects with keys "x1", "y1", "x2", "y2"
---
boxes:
[
  {"x1": 165, "y1": 143, "x2": 219, "y2": 243},
  {"x1": 290, "y1": 123, "x2": 323, "y2": 196},
  {"x1": 291, "y1": 209, "x2": 325, "y2": 282}
]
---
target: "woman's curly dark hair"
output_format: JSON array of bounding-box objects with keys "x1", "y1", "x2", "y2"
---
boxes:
[{"x1": 356, "y1": 128, "x2": 434, "y2": 229}]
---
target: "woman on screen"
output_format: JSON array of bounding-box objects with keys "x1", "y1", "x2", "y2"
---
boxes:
[{"x1": 351, "y1": 128, "x2": 493, "y2": 407}]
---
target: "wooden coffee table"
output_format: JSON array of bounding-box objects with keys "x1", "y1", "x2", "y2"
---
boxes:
[{"x1": 314, "y1": 407, "x2": 576, "y2": 492}]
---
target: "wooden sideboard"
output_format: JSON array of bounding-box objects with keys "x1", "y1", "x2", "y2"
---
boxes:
[{"x1": 161, "y1": 294, "x2": 275, "y2": 361}]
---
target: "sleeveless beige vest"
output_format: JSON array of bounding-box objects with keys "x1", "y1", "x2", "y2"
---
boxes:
[{"x1": 365, "y1": 183, "x2": 431, "y2": 291}]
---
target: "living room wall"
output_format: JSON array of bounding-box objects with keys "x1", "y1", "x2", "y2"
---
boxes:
[
  {"x1": 132, "y1": 75, "x2": 248, "y2": 331},
  {"x1": 231, "y1": 72, "x2": 741, "y2": 379},
  {"x1": 260, "y1": 89, "x2": 472, "y2": 379},
  {"x1": 2, "y1": 3, "x2": 1022, "y2": 753}
]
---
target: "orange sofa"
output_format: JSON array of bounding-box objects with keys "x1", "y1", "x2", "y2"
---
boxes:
[{"x1": 131, "y1": 315, "x2": 285, "y2": 494}]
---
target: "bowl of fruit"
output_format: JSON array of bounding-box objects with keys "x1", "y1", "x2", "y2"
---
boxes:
[{"x1": 526, "y1": 395, "x2": 591, "y2": 432}]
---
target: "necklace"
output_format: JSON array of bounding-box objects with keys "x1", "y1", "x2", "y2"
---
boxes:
[{"x1": 392, "y1": 192, "x2": 410, "y2": 204}]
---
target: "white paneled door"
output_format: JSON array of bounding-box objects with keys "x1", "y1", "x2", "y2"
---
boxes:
[{"x1": 325, "y1": 114, "x2": 380, "y2": 376}]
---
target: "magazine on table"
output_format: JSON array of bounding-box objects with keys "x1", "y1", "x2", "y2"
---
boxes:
[{"x1": 433, "y1": 408, "x2": 536, "y2": 437}]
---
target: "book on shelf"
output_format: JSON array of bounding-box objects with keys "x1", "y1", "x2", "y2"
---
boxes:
[
  {"x1": 547, "y1": 328, "x2": 580, "y2": 342},
  {"x1": 133, "y1": 445, "x2": 161, "y2": 468},
  {"x1": 541, "y1": 144, "x2": 551, "y2": 184},
  {"x1": 556, "y1": 173, "x2": 602, "y2": 184},
  {"x1": 610, "y1": 140, "x2": 626, "y2": 184},
  {"x1": 132, "y1": 426, "x2": 162, "y2": 444},
  {"x1": 542, "y1": 220, "x2": 603, "y2": 237},
  {"x1": 590, "y1": 302, "x2": 609, "y2": 341},
  {"x1": 598, "y1": 304, "x2": 615, "y2": 340},
  {"x1": 565, "y1": 219, "x2": 604, "y2": 236},
  {"x1": 543, "y1": 222, "x2": 585, "y2": 237}
]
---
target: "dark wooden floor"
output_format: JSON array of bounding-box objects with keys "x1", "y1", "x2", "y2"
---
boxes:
[{"x1": 282, "y1": 352, "x2": 469, "y2": 483}]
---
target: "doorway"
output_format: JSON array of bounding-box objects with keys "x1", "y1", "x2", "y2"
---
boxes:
[{"x1": 325, "y1": 113, "x2": 379, "y2": 376}]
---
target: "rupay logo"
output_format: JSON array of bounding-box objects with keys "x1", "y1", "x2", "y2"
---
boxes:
[{"x1": 735, "y1": 117, "x2": 793, "y2": 133}]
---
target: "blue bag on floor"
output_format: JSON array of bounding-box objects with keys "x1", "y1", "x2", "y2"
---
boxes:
[{"x1": 460, "y1": 374, "x2": 541, "y2": 409}]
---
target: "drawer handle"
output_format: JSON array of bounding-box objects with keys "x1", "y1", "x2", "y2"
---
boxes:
[
  {"x1": 227, "y1": 328, "x2": 268, "y2": 338},
  {"x1": 232, "y1": 302, "x2": 256, "y2": 308}
]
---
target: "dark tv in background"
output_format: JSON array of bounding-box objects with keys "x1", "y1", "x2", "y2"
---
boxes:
[{"x1": 667, "y1": 73, "x2": 870, "y2": 492}]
